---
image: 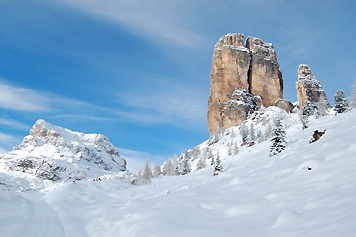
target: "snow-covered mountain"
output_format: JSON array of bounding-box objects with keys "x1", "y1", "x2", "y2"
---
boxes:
[
  {"x1": 1, "y1": 108, "x2": 356, "y2": 236},
  {"x1": 0, "y1": 119, "x2": 126, "y2": 191}
]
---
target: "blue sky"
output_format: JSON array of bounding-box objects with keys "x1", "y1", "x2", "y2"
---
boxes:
[{"x1": 0, "y1": 0, "x2": 355, "y2": 168}]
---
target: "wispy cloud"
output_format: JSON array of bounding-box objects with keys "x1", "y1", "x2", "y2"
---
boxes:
[
  {"x1": 117, "y1": 81, "x2": 207, "y2": 126},
  {"x1": 0, "y1": 118, "x2": 30, "y2": 130},
  {"x1": 0, "y1": 132, "x2": 21, "y2": 146},
  {"x1": 57, "y1": 0, "x2": 207, "y2": 48},
  {"x1": 0, "y1": 81, "x2": 52, "y2": 112}
]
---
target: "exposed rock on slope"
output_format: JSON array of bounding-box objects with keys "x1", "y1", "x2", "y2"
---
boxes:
[
  {"x1": 219, "y1": 89, "x2": 262, "y2": 131},
  {"x1": 0, "y1": 119, "x2": 126, "y2": 181},
  {"x1": 296, "y1": 64, "x2": 329, "y2": 109},
  {"x1": 208, "y1": 33, "x2": 283, "y2": 136},
  {"x1": 275, "y1": 99, "x2": 295, "y2": 113}
]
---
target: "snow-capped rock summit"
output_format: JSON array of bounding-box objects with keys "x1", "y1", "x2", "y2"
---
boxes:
[{"x1": 0, "y1": 119, "x2": 126, "y2": 183}]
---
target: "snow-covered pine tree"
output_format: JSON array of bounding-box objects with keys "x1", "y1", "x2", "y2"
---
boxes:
[
  {"x1": 180, "y1": 156, "x2": 191, "y2": 175},
  {"x1": 297, "y1": 108, "x2": 309, "y2": 130},
  {"x1": 230, "y1": 128, "x2": 236, "y2": 138},
  {"x1": 192, "y1": 147, "x2": 201, "y2": 159},
  {"x1": 238, "y1": 120, "x2": 249, "y2": 145},
  {"x1": 133, "y1": 169, "x2": 143, "y2": 185},
  {"x1": 270, "y1": 117, "x2": 286, "y2": 157},
  {"x1": 162, "y1": 159, "x2": 172, "y2": 176},
  {"x1": 142, "y1": 158, "x2": 152, "y2": 185},
  {"x1": 334, "y1": 89, "x2": 349, "y2": 114},
  {"x1": 196, "y1": 154, "x2": 206, "y2": 170},
  {"x1": 316, "y1": 94, "x2": 328, "y2": 118},
  {"x1": 213, "y1": 151, "x2": 223, "y2": 176},
  {"x1": 210, "y1": 153, "x2": 215, "y2": 166},
  {"x1": 233, "y1": 142, "x2": 239, "y2": 156},
  {"x1": 227, "y1": 143, "x2": 232, "y2": 156},
  {"x1": 206, "y1": 147, "x2": 213, "y2": 161},
  {"x1": 153, "y1": 164, "x2": 161, "y2": 178},
  {"x1": 172, "y1": 154, "x2": 180, "y2": 176},
  {"x1": 249, "y1": 123, "x2": 256, "y2": 144},
  {"x1": 302, "y1": 101, "x2": 317, "y2": 116},
  {"x1": 264, "y1": 122, "x2": 273, "y2": 140}
]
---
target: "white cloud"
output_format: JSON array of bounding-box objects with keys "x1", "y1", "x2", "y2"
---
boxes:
[
  {"x1": 0, "y1": 118, "x2": 30, "y2": 130},
  {"x1": 0, "y1": 132, "x2": 20, "y2": 144},
  {"x1": 117, "y1": 82, "x2": 207, "y2": 126},
  {"x1": 0, "y1": 82, "x2": 52, "y2": 112},
  {"x1": 57, "y1": 0, "x2": 207, "y2": 48}
]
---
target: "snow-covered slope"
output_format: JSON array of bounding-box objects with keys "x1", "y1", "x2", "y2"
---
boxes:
[
  {"x1": 0, "y1": 119, "x2": 126, "y2": 191},
  {"x1": 1, "y1": 109, "x2": 356, "y2": 236}
]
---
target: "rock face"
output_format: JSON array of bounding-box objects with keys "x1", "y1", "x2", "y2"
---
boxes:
[
  {"x1": 0, "y1": 119, "x2": 126, "y2": 182},
  {"x1": 246, "y1": 37, "x2": 283, "y2": 107},
  {"x1": 207, "y1": 33, "x2": 283, "y2": 136},
  {"x1": 296, "y1": 64, "x2": 329, "y2": 109},
  {"x1": 275, "y1": 99, "x2": 295, "y2": 113},
  {"x1": 218, "y1": 89, "x2": 262, "y2": 132}
]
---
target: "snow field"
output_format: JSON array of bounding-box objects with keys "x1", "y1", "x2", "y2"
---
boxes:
[{"x1": 1, "y1": 109, "x2": 356, "y2": 236}]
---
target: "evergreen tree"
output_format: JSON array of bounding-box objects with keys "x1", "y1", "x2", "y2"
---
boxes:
[
  {"x1": 206, "y1": 147, "x2": 213, "y2": 161},
  {"x1": 233, "y1": 142, "x2": 239, "y2": 156},
  {"x1": 238, "y1": 120, "x2": 249, "y2": 145},
  {"x1": 302, "y1": 101, "x2": 317, "y2": 116},
  {"x1": 142, "y1": 158, "x2": 152, "y2": 185},
  {"x1": 213, "y1": 151, "x2": 223, "y2": 176},
  {"x1": 162, "y1": 159, "x2": 172, "y2": 176},
  {"x1": 196, "y1": 155, "x2": 206, "y2": 170},
  {"x1": 153, "y1": 164, "x2": 161, "y2": 178},
  {"x1": 250, "y1": 123, "x2": 256, "y2": 144},
  {"x1": 334, "y1": 89, "x2": 349, "y2": 114},
  {"x1": 230, "y1": 128, "x2": 236, "y2": 138},
  {"x1": 270, "y1": 117, "x2": 286, "y2": 157},
  {"x1": 180, "y1": 156, "x2": 191, "y2": 175},
  {"x1": 264, "y1": 122, "x2": 273, "y2": 139},
  {"x1": 297, "y1": 108, "x2": 309, "y2": 130},
  {"x1": 133, "y1": 169, "x2": 143, "y2": 185},
  {"x1": 227, "y1": 144, "x2": 232, "y2": 156},
  {"x1": 210, "y1": 153, "x2": 215, "y2": 166},
  {"x1": 316, "y1": 94, "x2": 328, "y2": 118}
]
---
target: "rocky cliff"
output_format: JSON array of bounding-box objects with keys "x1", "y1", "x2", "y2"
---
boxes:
[
  {"x1": 207, "y1": 33, "x2": 283, "y2": 136},
  {"x1": 296, "y1": 64, "x2": 329, "y2": 109},
  {"x1": 0, "y1": 119, "x2": 126, "y2": 182}
]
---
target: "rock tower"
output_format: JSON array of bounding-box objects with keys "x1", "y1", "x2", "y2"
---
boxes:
[
  {"x1": 207, "y1": 33, "x2": 283, "y2": 136},
  {"x1": 295, "y1": 64, "x2": 329, "y2": 109}
]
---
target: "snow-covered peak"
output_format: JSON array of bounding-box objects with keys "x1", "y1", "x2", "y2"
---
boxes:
[{"x1": 0, "y1": 119, "x2": 126, "y2": 190}]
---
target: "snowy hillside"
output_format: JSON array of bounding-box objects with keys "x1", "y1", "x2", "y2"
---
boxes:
[
  {"x1": 1, "y1": 108, "x2": 356, "y2": 236},
  {"x1": 0, "y1": 119, "x2": 126, "y2": 191}
]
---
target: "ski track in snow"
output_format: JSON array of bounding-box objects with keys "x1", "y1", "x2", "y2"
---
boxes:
[{"x1": 1, "y1": 109, "x2": 356, "y2": 236}]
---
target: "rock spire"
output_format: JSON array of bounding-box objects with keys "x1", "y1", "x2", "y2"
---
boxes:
[
  {"x1": 295, "y1": 64, "x2": 329, "y2": 109},
  {"x1": 207, "y1": 33, "x2": 283, "y2": 136}
]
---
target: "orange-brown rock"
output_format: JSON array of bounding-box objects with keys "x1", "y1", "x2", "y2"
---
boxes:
[
  {"x1": 207, "y1": 33, "x2": 251, "y2": 136},
  {"x1": 246, "y1": 37, "x2": 283, "y2": 107},
  {"x1": 296, "y1": 64, "x2": 329, "y2": 109},
  {"x1": 207, "y1": 33, "x2": 283, "y2": 136},
  {"x1": 275, "y1": 99, "x2": 295, "y2": 113}
]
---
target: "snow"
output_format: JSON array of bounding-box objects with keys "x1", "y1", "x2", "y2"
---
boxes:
[{"x1": 1, "y1": 109, "x2": 356, "y2": 236}]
